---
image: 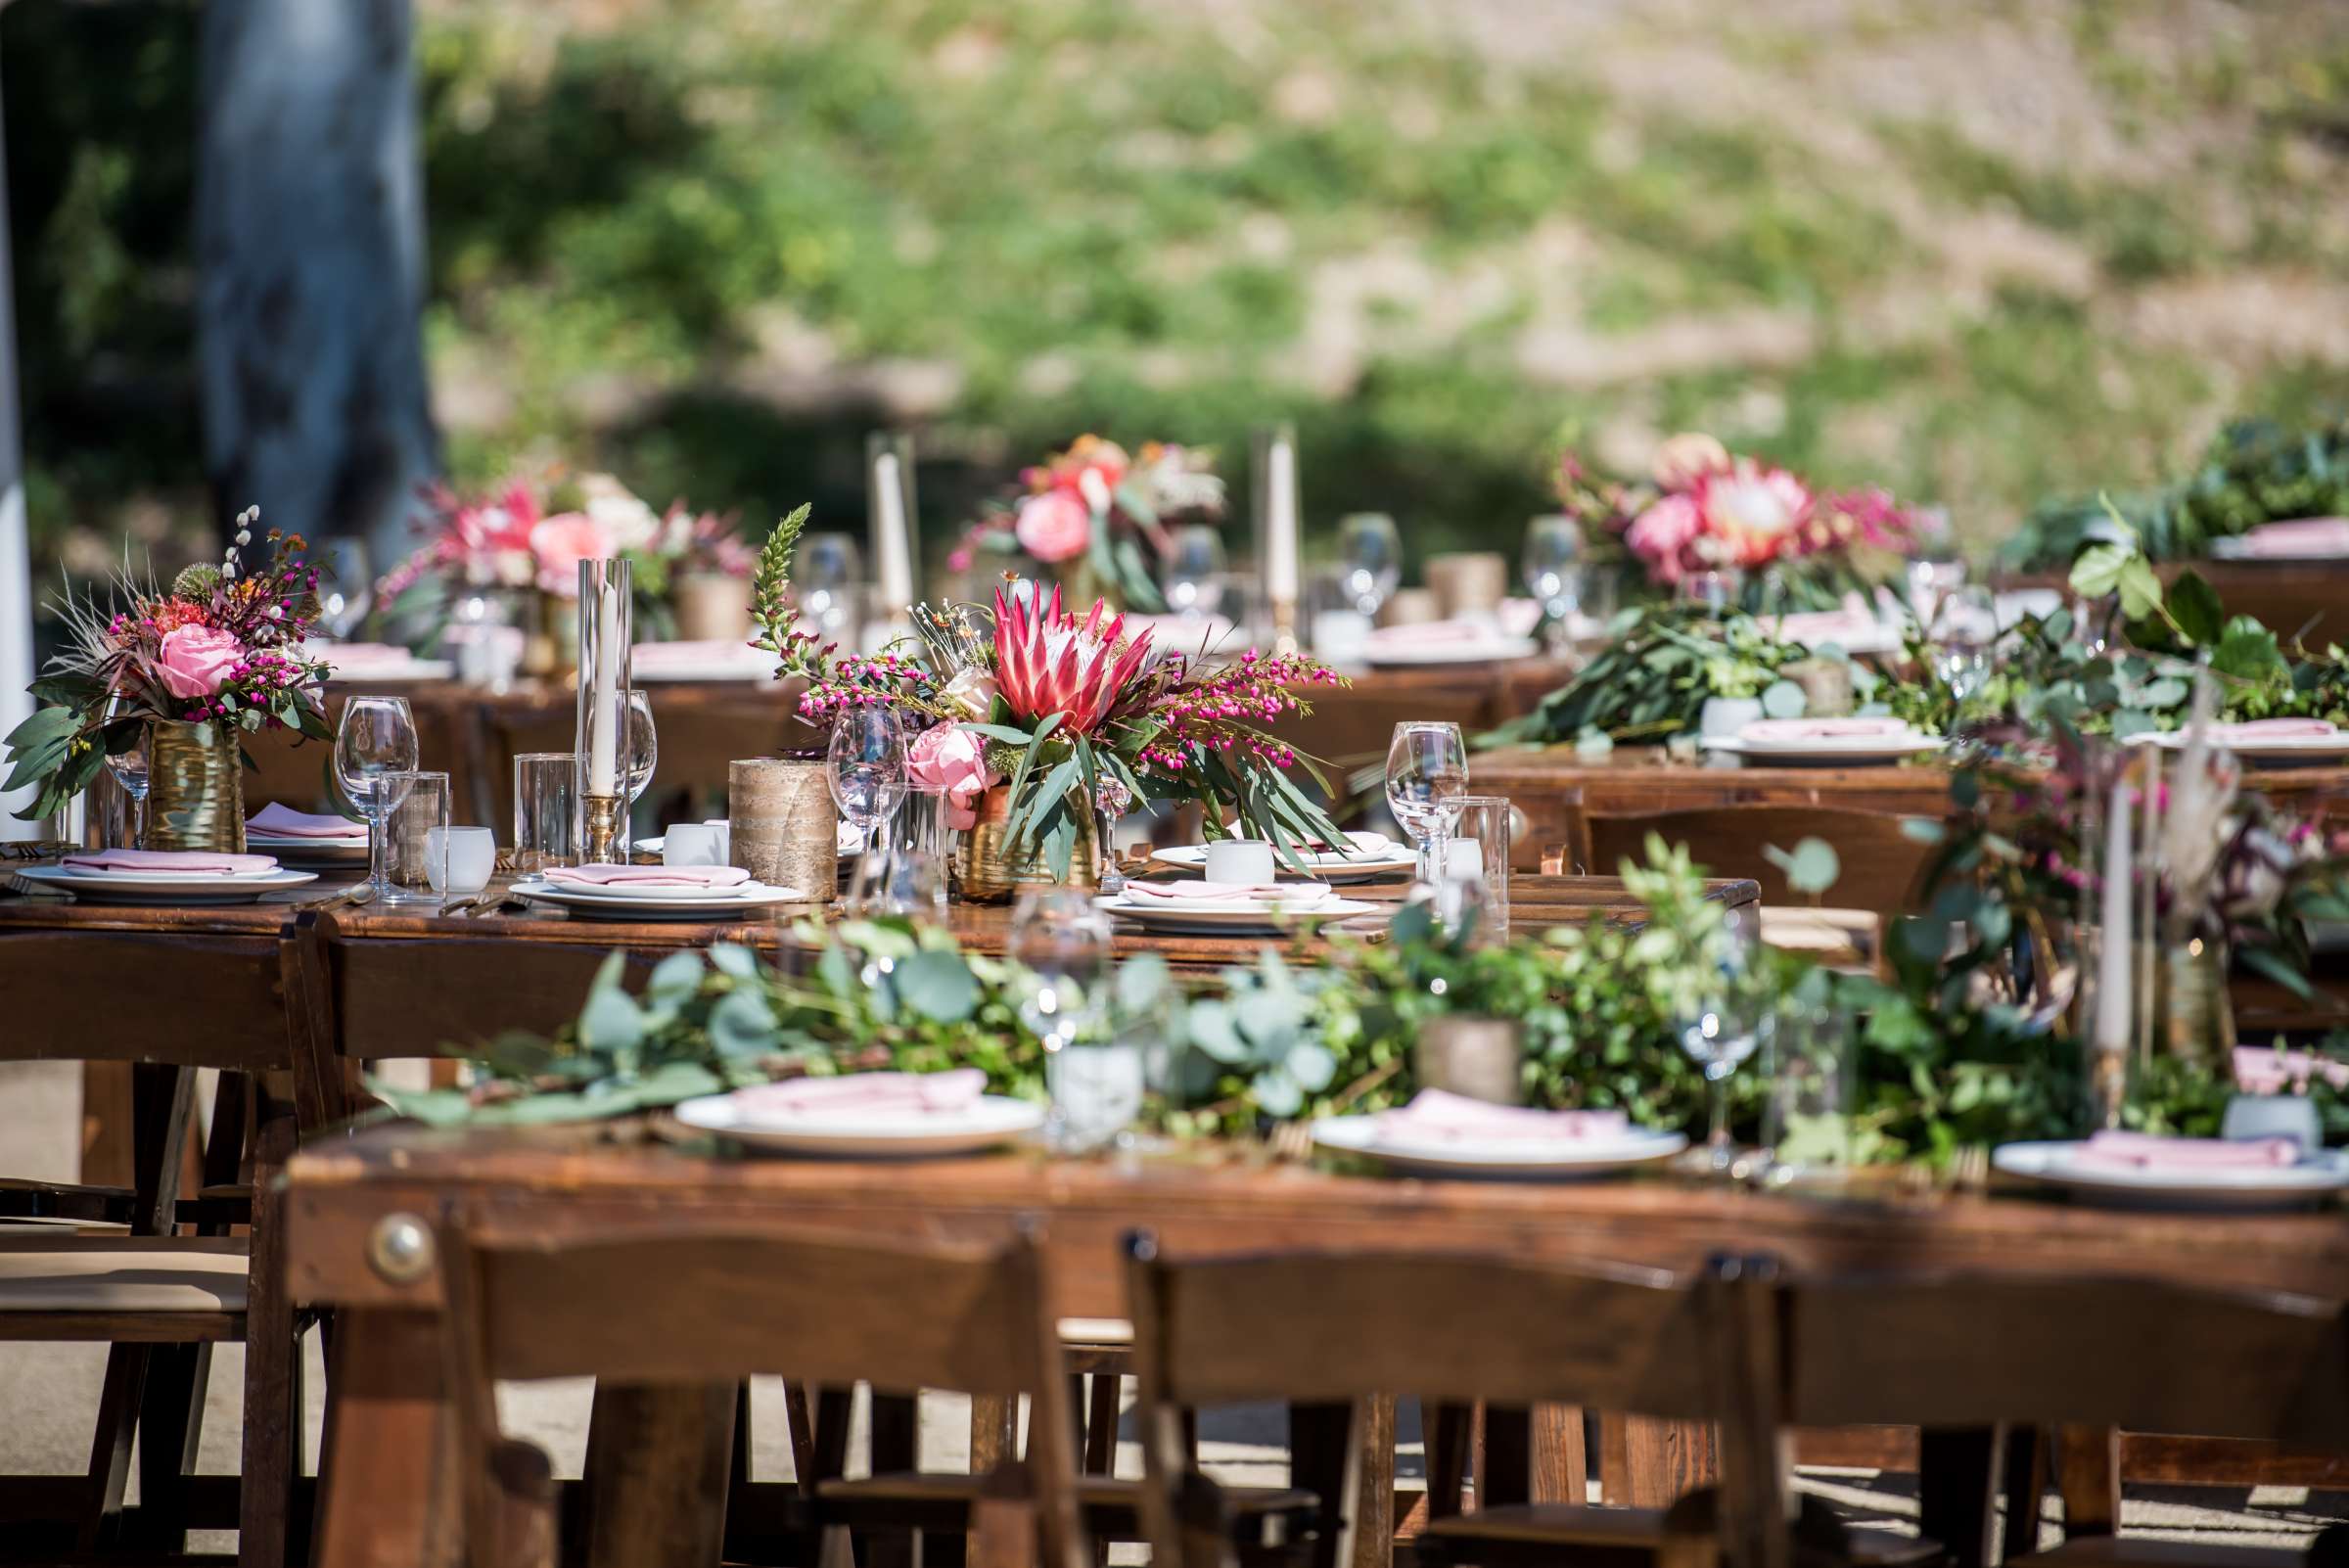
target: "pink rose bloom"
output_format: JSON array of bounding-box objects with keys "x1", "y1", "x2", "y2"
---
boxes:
[
  {"x1": 1625, "y1": 493, "x2": 1702, "y2": 583},
  {"x1": 906, "y1": 723, "x2": 998, "y2": 828},
  {"x1": 1013, "y1": 488, "x2": 1092, "y2": 564},
  {"x1": 529, "y1": 512, "x2": 614, "y2": 596},
  {"x1": 156, "y1": 624, "x2": 244, "y2": 700}
]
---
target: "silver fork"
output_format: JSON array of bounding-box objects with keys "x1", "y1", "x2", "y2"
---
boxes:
[
  {"x1": 1267, "y1": 1121, "x2": 1314, "y2": 1164},
  {"x1": 1, "y1": 872, "x2": 71, "y2": 900}
]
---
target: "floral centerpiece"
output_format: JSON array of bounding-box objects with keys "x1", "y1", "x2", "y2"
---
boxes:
[
  {"x1": 1557, "y1": 433, "x2": 1919, "y2": 607},
  {"x1": 948, "y1": 435, "x2": 1224, "y2": 612},
  {"x1": 4, "y1": 508, "x2": 335, "y2": 842},
  {"x1": 754, "y1": 504, "x2": 1349, "y2": 895}
]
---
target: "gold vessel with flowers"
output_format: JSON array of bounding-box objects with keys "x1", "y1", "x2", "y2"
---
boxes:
[
  {"x1": 957, "y1": 782, "x2": 1098, "y2": 902},
  {"x1": 145, "y1": 719, "x2": 248, "y2": 853}
]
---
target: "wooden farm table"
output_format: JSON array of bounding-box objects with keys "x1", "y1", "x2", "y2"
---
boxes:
[
  {"x1": 1999, "y1": 560, "x2": 2349, "y2": 644},
  {"x1": 283, "y1": 1123, "x2": 2349, "y2": 1568}
]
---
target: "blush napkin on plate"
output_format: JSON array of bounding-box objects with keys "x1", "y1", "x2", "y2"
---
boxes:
[
  {"x1": 727, "y1": 1069, "x2": 988, "y2": 1118},
  {"x1": 247, "y1": 803, "x2": 368, "y2": 840},
  {"x1": 2234, "y1": 518, "x2": 2349, "y2": 558},
  {"x1": 61, "y1": 848, "x2": 280, "y2": 877},
  {"x1": 2204, "y1": 718, "x2": 2340, "y2": 743},
  {"x1": 1121, "y1": 880, "x2": 1331, "y2": 905},
  {"x1": 2067, "y1": 1130, "x2": 2300, "y2": 1171},
  {"x1": 543, "y1": 864, "x2": 754, "y2": 890},
  {"x1": 1738, "y1": 716, "x2": 1914, "y2": 743},
  {"x1": 1372, "y1": 1089, "x2": 1631, "y2": 1144}
]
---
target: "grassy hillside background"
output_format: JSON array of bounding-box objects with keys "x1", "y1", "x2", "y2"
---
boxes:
[{"x1": 13, "y1": 0, "x2": 2349, "y2": 584}]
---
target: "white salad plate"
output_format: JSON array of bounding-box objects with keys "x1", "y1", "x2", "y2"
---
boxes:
[
  {"x1": 1094, "y1": 893, "x2": 1381, "y2": 936},
  {"x1": 1991, "y1": 1140, "x2": 2349, "y2": 1210},
  {"x1": 673, "y1": 1091, "x2": 1045, "y2": 1158},
  {"x1": 629, "y1": 650, "x2": 786, "y2": 682},
  {"x1": 14, "y1": 864, "x2": 318, "y2": 905},
  {"x1": 1311, "y1": 1116, "x2": 1687, "y2": 1178},
  {"x1": 511, "y1": 874, "x2": 806, "y2": 920},
  {"x1": 2142, "y1": 729, "x2": 2349, "y2": 764},
  {"x1": 245, "y1": 833, "x2": 370, "y2": 866},
  {"x1": 1360, "y1": 637, "x2": 1541, "y2": 669},
  {"x1": 1146, "y1": 838, "x2": 1415, "y2": 885},
  {"x1": 1699, "y1": 732, "x2": 1944, "y2": 767}
]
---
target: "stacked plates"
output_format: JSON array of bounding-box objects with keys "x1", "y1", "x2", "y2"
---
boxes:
[
  {"x1": 1147, "y1": 833, "x2": 1414, "y2": 886},
  {"x1": 1095, "y1": 886, "x2": 1380, "y2": 935},
  {"x1": 512, "y1": 874, "x2": 807, "y2": 921},
  {"x1": 672, "y1": 1091, "x2": 1044, "y2": 1158},
  {"x1": 628, "y1": 642, "x2": 787, "y2": 682},
  {"x1": 245, "y1": 832, "x2": 369, "y2": 867},
  {"x1": 1311, "y1": 1116, "x2": 1686, "y2": 1178},
  {"x1": 1993, "y1": 1141, "x2": 2349, "y2": 1210},
  {"x1": 13, "y1": 862, "x2": 317, "y2": 905},
  {"x1": 1700, "y1": 720, "x2": 1942, "y2": 766},
  {"x1": 2143, "y1": 722, "x2": 2349, "y2": 765},
  {"x1": 1359, "y1": 625, "x2": 1541, "y2": 668}
]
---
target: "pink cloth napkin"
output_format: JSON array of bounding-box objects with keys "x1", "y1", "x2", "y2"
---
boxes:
[
  {"x1": 2233, "y1": 1046, "x2": 2349, "y2": 1095},
  {"x1": 247, "y1": 803, "x2": 368, "y2": 841},
  {"x1": 1767, "y1": 609, "x2": 1882, "y2": 645},
  {"x1": 1739, "y1": 716, "x2": 1913, "y2": 743},
  {"x1": 1374, "y1": 1090, "x2": 1630, "y2": 1144},
  {"x1": 1122, "y1": 879, "x2": 1330, "y2": 904},
  {"x1": 2068, "y1": 1130, "x2": 2300, "y2": 1171},
  {"x1": 543, "y1": 863, "x2": 753, "y2": 889},
  {"x1": 2234, "y1": 518, "x2": 2349, "y2": 558},
  {"x1": 2205, "y1": 718, "x2": 2340, "y2": 743},
  {"x1": 61, "y1": 848, "x2": 280, "y2": 877},
  {"x1": 727, "y1": 1069, "x2": 988, "y2": 1118}
]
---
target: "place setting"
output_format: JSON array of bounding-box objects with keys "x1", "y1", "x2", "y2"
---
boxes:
[
  {"x1": 673, "y1": 1068, "x2": 1044, "y2": 1158},
  {"x1": 510, "y1": 861, "x2": 807, "y2": 921},
  {"x1": 1699, "y1": 714, "x2": 1944, "y2": 766},
  {"x1": 9, "y1": 846, "x2": 318, "y2": 905},
  {"x1": 1143, "y1": 828, "x2": 1416, "y2": 886},
  {"x1": 1099, "y1": 839, "x2": 1382, "y2": 935}
]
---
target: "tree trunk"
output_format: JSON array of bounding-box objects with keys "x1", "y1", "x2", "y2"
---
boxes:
[{"x1": 196, "y1": 0, "x2": 438, "y2": 565}]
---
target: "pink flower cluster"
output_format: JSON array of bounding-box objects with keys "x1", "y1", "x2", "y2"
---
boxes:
[
  {"x1": 790, "y1": 642, "x2": 938, "y2": 721},
  {"x1": 378, "y1": 481, "x2": 613, "y2": 602},
  {"x1": 1140, "y1": 650, "x2": 1347, "y2": 774},
  {"x1": 1589, "y1": 434, "x2": 1919, "y2": 587}
]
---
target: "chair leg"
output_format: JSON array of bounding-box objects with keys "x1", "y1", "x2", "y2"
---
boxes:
[
  {"x1": 1083, "y1": 1374, "x2": 1121, "y2": 1477},
  {"x1": 79, "y1": 1342, "x2": 152, "y2": 1553},
  {"x1": 130, "y1": 1340, "x2": 209, "y2": 1550},
  {"x1": 240, "y1": 1107, "x2": 299, "y2": 1568}
]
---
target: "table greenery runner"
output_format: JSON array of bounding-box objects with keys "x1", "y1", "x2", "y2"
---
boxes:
[
  {"x1": 947, "y1": 435, "x2": 1225, "y2": 613},
  {"x1": 752, "y1": 504, "x2": 1351, "y2": 873},
  {"x1": 4, "y1": 510, "x2": 335, "y2": 820}
]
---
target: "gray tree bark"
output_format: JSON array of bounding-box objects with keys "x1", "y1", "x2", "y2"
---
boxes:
[{"x1": 196, "y1": 0, "x2": 438, "y2": 565}]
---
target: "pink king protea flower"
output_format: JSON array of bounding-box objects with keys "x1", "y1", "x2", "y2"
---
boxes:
[{"x1": 992, "y1": 584, "x2": 1154, "y2": 735}]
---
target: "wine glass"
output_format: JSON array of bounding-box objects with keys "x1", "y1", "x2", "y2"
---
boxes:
[
  {"x1": 315, "y1": 537, "x2": 373, "y2": 639},
  {"x1": 1933, "y1": 585, "x2": 1997, "y2": 705},
  {"x1": 622, "y1": 690, "x2": 659, "y2": 819},
  {"x1": 100, "y1": 693, "x2": 150, "y2": 849},
  {"x1": 1385, "y1": 721, "x2": 1469, "y2": 884},
  {"x1": 1008, "y1": 889, "x2": 1126, "y2": 1149},
  {"x1": 827, "y1": 708, "x2": 907, "y2": 910},
  {"x1": 1338, "y1": 514, "x2": 1403, "y2": 617},
  {"x1": 335, "y1": 696, "x2": 420, "y2": 902},
  {"x1": 1521, "y1": 515, "x2": 1583, "y2": 626},
  {"x1": 1163, "y1": 525, "x2": 1225, "y2": 619},
  {"x1": 798, "y1": 532, "x2": 864, "y2": 638},
  {"x1": 1678, "y1": 912, "x2": 1769, "y2": 1174}
]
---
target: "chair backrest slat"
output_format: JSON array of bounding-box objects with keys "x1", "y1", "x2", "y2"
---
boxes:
[{"x1": 1788, "y1": 1272, "x2": 2349, "y2": 1448}]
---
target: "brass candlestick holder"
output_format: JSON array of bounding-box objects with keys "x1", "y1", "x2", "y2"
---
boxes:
[{"x1": 581, "y1": 793, "x2": 624, "y2": 866}]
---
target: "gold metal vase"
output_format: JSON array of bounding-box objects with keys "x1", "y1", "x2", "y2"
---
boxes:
[
  {"x1": 956, "y1": 784, "x2": 1098, "y2": 903},
  {"x1": 144, "y1": 720, "x2": 246, "y2": 853}
]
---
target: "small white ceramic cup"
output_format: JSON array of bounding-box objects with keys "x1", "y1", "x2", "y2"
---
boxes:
[
  {"x1": 427, "y1": 826, "x2": 496, "y2": 895},
  {"x1": 665, "y1": 822, "x2": 725, "y2": 867},
  {"x1": 1204, "y1": 838, "x2": 1275, "y2": 886}
]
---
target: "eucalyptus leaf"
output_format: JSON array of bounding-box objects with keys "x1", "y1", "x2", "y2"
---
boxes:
[
  {"x1": 1759, "y1": 679, "x2": 1808, "y2": 720},
  {"x1": 895, "y1": 950, "x2": 983, "y2": 1024}
]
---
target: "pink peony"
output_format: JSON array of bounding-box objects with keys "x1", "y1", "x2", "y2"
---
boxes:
[
  {"x1": 1692, "y1": 459, "x2": 1812, "y2": 569},
  {"x1": 907, "y1": 723, "x2": 998, "y2": 828},
  {"x1": 1624, "y1": 494, "x2": 1702, "y2": 583},
  {"x1": 528, "y1": 512, "x2": 614, "y2": 597},
  {"x1": 1013, "y1": 488, "x2": 1092, "y2": 564},
  {"x1": 156, "y1": 624, "x2": 244, "y2": 700}
]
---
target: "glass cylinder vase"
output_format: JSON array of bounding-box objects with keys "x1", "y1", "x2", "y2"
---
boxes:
[
  {"x1": 144, "y1": 720, "x2": 246, "y2": 853},
  {"x1": 574, "y1": 559, "x2": 633, "y2": 865}
]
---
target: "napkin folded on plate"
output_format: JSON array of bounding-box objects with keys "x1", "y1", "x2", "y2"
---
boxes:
[
  {"x1": 311, "y1": 641, "x2": 418, "y2": 668},
  {"x1": 1315, "y1": 830, "x2": 1404, "y2": 859},
  {"x1": 247, "y1": 803, "x2": 368, "y2": 840},
  {"x1": 543, "y1": 863, "x2": 753, "y2": 890},
  {"x1": 2068, "y1": 1130, "x2": 2300, "y2": 1171},
  {"x1": 1738, "y1": 716, "x2": 1914, "y2": 743},
  {"x1": 2234, "y1": 518, "x2": 2349, "y2": 557},
  {"x1": 2232, "y1": 1045, "x2": 2349, "y2": 1095},
  {"x1": 1373, "y1": 1089, "x2": 1630, "y2": 1143},
  {"x1": 728, "y1": 1068, "x2": 988, "y2": 1118},
  {"x1": 1122, "y1": 879, "x2": 1331, "y2": 905},
  {"x1": 1766, "y1": 608, "x2": 1885, "y2": 646},
  {"x1": 1359, "y1": 620, "x2": 1519, "y2": 652},
  {"x1": 2203, "y1": 718, "x2": 2340, "y2": 743},
  {"x1": 630, "y1": 639, "x2": 763, "y2": 668},
  {"x1": 61, "y1": 847, "x2": 281, "y2": 876}
]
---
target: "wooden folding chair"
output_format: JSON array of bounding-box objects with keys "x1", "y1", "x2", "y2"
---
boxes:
[
  {"x1": 1125, "y1": 1237, "x2": 1890, "y2": 1568},
  {"x1": 438, "y1": 1214, "x2": 1090, "y2": 1568},
  {"x1": 1788, "y1": 1270, "x2": 2349, "y2": 1568}
]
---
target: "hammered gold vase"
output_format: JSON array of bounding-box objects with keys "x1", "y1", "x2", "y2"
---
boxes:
[
  {"x1": 144, "y1": 720, "x2": 246, "y2": 853},
  {"x1": 956, "y1": 784, "x2": 1098, "y2": 903}
]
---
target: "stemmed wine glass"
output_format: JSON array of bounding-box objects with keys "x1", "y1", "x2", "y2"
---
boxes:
[
  {"x1": 622, "y1": 690, "x2": 659, "y2": 821},
  {"x1": 1384, "y1": 721, "x2": 1469, "y2": 885},
  {"x1": 1521, "y1": 515, "x2": 1583, "y2": 628},
  {"x1": 1933, "y1": 585, "x2": 1997, "y2": 705},
  {"x1": 1338, "y1": 514, "x2": 1403, "y2": 618},
  {"x1": 335, "y1": 696, "x2": 420, "y2": 902},
  {"x1": 1164, "y1": 525, "x2": 1225, "y2": 620},
  {"x1": 315, "y1": 537, "x2": 373, "y2": 640},
  {"x1": 828, "y1": 709, "x2": 907, "y2": 910},
  {"x1": 1678, "y1": 912, "x2": 1770, "y2": 1174},
  {"x1": 101, "y1": 693, "x2": 150, "y2": 848}
]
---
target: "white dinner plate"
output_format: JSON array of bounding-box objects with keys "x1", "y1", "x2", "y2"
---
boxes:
[
  {"x1": 324, "y1": 658, "x2": 454, "y2": 684},
  {"x1": 1147, "y1": 839, "x2": 1415, "y2": 885},
  {"x1": 1095, "y1": 893, "x2": 1381, "y2": 935},
  {"x1": 1360, "y1": 637, "x2": 1541, "y2": 669},
  {"x1": 511, "y1": 874, "x2": 806, "y2": 920},
  {"x1": 1992, "y1": 1140, "x2": 2349, "y2": 1210},
  {"x1": 245, "y1": 832, "x2": 370, "y2": 866},
  {"x1": 1699, "y1": 732, "x2": 1943, "y2": 767},
  {"x1": 673, "y1": 1091, "x2": 1045, "y2": 1158},
  {"x1": 2207, "y1": 535, "x2": 2349, "y2": 563},
  {"x1": 1311, "y1": 1116, "x2": 1688, "y2": 1178},
  {"x1": 2142, "y1": 729, "x2": 2349, "y2": 765},
  {"x1": 14, "y1": 864, "x2": 318, "y2": 905},
  {"x1": 630, "y1": 651, "x2": 785, "y2": 682}
]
